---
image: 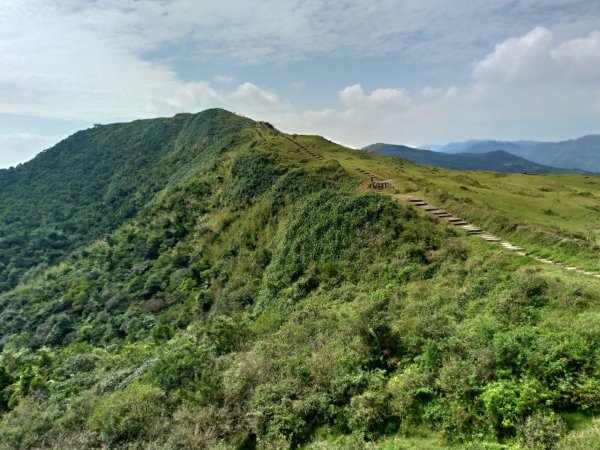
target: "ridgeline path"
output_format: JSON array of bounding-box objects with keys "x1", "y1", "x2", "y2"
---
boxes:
[{"x1": 256, "y1": 122, "x2": 325, "y2": 161}]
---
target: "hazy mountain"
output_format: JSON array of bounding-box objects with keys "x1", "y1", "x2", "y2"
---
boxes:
[
  {"x1": 363, "y1": 143, "x2": 578, "y2": 173},
  {"x1": 432, "y1": 135, "x2": 600, "y2": 172}
]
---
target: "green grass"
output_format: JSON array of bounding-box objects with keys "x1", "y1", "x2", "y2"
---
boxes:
[{"x1": 292, "y1": 134, "x2": 600, "y2": 271}]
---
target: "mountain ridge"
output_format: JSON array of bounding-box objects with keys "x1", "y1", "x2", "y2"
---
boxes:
[
  {"x1": 363, "y1": 142, "x2": 582, "y2": 174},
  {"x1": 432, "y1": 134, "x2": 600, "y2": 172}
]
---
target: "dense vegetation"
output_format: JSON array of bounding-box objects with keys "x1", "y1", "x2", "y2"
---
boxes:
[
  {"x1": 364, "y1": 144, "x2": 577, "y2": 174},
  {"x1": 0, "y1": 109, "x2": 599, "y2": 449},
  {"x1": 0, "y1": 114, "x2": 189, "y2": 292}
]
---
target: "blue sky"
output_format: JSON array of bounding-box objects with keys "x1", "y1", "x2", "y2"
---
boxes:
[{"x1": 1, "y1": 0, "x2": 600, "y2": 167}]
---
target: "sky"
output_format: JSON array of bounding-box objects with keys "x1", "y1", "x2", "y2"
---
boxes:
[{"x1": 1, "y1": 0, "x2": 600, "y2": 168}]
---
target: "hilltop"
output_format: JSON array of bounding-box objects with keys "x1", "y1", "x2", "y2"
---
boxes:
[
  {"x1": 0, "y1": 109, "x2": 599, "y2": 449},
  {"x1": 363, "y1": 143, "x2": 578, "y2": 174}
]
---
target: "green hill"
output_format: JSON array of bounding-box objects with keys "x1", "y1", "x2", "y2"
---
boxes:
[
  {"x1": 0, "y1": 110, "x2": 599, "y2": 449},
  {"x1": 0, "y1": 111, "x2": 252, "y2": 292},
  {"x1": 364, "y1": 143, "x2": 579, "y2": 174}
]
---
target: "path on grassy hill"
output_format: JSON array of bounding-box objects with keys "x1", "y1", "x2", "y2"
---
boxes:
[
  {"x1": 281, "y1": 134, "x2": 325, "y2": 161},
  {"x1": 256, "y1": 122, "x2": 325, "y2": 161},
  {"x1": 405, "y1": 196, "x2": 600, "y2": 279},
  {"x1": 352, "y1": 167, "x2": 600, "y2": 279}
]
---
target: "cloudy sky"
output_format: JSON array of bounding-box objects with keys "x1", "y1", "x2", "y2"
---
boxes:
[{"x1": 1, "y1": 0, "x2": 600, "y2": 167}]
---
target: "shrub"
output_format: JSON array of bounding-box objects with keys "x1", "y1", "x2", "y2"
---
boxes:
[
  {"x1": 88, "y1": 382, "x2": 166, "y2": 444},
  {"x1": 222, "y1": 152, "x2": 281, "y2": 207},
  {"x1": 480, "y1": 378, "x2": 549, "y2": 431},
  {"x1": 0, "y1": 366, "x2": 13, "y2": 412},
  {"x1": 518, "y1": 412, "x2": 566, "y2": 449},
  {"x1": 348, "y1": 389, "x2": 389, "y2": 435}
]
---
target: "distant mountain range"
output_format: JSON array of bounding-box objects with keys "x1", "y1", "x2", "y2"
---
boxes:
[
  {"x1": 430, "y1": 135, "x2": 600, "y2": 173},
  {"x1": 363, "y1": 143, "x2": 582, "y2": 174}
]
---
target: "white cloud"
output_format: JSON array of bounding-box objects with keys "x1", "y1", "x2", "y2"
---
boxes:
[
  {"x1": 18, "y1": 0, "x2": 435, "y2": 66},
  {"x1": 550, "y1": 31, "x2": 600, "y2": 80},
  {"x1": 420, "y1": 86, "x2": 458, "y2": 100},
  {"x1": 340, "y1": 85, "x2": 412, "y2": 110},
  {"x1": 272, "y1": 79, "x2": 599, "y2": 149},
  {"x1": 472, "y1": 26, "x2": 555, "y2": 83},
  {"x1": 228, "y1": 82, "x2": 289, "y2": 114},
  {"x1": 473, "y1": 26, "x2": 600, "y2": 84},
  {"x1": 0, "y1": 1, "x2": 292, "y2": 122},
  {"x1": 0, "y1": 1, "x2": 220, "y2": 120},
  {"x1": 271, "y1": 26, "x2": 600, "y2": 148}
]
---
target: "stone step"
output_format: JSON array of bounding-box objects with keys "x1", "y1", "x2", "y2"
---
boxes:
[
  {"x1": 408, "y1": 199, "x2": 424, "y2": 203},
  {"x1": 479, "y1": 235, "x2": 501, "y2": 242},
  {"x1": 448, "y1": 218, "x2": 464, "y2": 222},
  {"x1": 450, "y1": 221, "x2": 468, "y2": 226},
  {"x1": 411, "y1": 202, "x2": 428, "y2": 206},
  {"x1": 500, "y1": 243, "x2": 523, "y2": 251},
  {"x1": 431, "y1": 210, "x2": 448, "y2": 215},
  {"x1": 423, "y1": 206, "x2": 438, "y2": 211}
]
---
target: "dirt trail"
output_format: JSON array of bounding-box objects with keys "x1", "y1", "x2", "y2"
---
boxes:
[
  {"x1": 280, "y1": 135, "x2": 325, "y2": 161},
  {"x1": 255, "y1": 122, "x2": 325, "y2": 161}
]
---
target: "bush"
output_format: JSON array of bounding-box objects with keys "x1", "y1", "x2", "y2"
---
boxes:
[
  {"x1": 519, "y1": 412, "x2": 566, "y2": 449},
  {"x1": 0, "y1": 366, "x2": 14, "y2": 412},
  {"x1": 480, "y1": 378, "x2": 549, "y2": 431},
  {"x1": 222, "y1": 152, "x2": 280, "y2": 207},
  {"x1": 348, "y1": 389, "x2": 389, "y2": 435},
  {"x1": 88, "y1": 382, "x2": 166, "y2": 444}
]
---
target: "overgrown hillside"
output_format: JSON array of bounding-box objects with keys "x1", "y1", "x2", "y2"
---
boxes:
[
  {"x1": 0, "y1": 110, "x2": 599, "y2": 449},
  {"x1": 0, "y1": 110, "x2": 253, "y2": 292}
]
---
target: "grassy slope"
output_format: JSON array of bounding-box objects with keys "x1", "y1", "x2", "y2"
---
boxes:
[
  {"x1": 0, "y1": 114, "x2": 598, "y2": 449},
  {"x1": 298, "y1": 135, "x2": 600, "y2": 270}
]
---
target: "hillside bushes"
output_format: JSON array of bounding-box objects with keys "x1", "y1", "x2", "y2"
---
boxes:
[{"x1": 0, "y1": 111, "x2": 599, "y2": 449}]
